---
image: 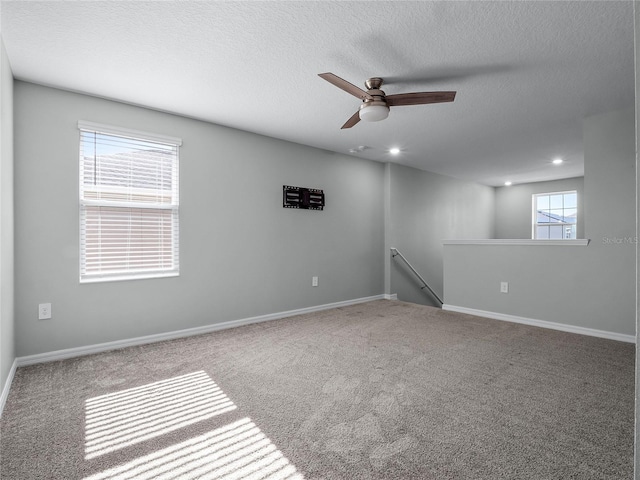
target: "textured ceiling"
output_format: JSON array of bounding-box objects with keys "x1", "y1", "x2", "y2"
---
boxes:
[{"x1": 1, "y1": 1, "x2": 634, "y2": 186}]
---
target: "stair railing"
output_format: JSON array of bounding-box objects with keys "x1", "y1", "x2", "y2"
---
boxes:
[{"x1": 390, "y1": 247, "x2": 444, "y2": 306}]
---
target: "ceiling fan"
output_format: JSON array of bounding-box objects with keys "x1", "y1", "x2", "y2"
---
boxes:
[{"x1": 318, "y1": 72, "x2": 456, "y2": 129}]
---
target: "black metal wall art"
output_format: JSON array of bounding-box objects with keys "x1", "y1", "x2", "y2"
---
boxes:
[{"x1": 283, "y1": 185, "x2": 324, "y2": 210}]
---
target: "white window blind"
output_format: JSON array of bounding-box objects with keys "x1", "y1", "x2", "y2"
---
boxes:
[{"x1": 79, "y1": 122, "x2": 181, "y2": 282}]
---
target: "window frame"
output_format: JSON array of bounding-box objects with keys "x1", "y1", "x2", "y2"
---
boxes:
[
  {"x1": 78, "y1": 121, "x2": 181, "y2": 283},
  {"x1": 532, "y1": 190, "x2": 578, "y2": 240}
]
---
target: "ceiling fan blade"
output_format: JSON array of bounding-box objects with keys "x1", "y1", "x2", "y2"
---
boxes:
[
  {"x1": 341, "y1": 111, "x2": 361, "y2": 129},
  {"x1": 319, "y1": 72, "x2": 373, "y2": 100},
  {"x1": 386, "y1": 91, "x2": 456, "y2": 107}
]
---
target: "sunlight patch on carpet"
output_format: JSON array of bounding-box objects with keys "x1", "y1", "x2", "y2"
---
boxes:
[
  {"x1": 83, "y1": 417, "x2": 304, "y2": 480},
  {"x1": 84, "y1": 371, "x2": 236, "y2": 459}
]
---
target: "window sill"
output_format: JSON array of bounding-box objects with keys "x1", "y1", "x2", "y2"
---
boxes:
[
  {"x1": 442, "y1": 239, "x2": 590, "y2": 246},
  {"x1": 80, "y1": 271, "x2": 179, "y2": 284}
]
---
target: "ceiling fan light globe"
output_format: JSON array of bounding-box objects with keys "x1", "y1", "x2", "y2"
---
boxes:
[{"x1": 359, "y1": 104, "x2": 390, "y2": 122}]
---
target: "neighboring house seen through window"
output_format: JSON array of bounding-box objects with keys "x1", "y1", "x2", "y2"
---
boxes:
[
  {"x1": 79, "y1": 122, "x2": 181, "y2": 282},
  {"x1": 533, "y1": 191, "x2": 577, "y2": 239}
]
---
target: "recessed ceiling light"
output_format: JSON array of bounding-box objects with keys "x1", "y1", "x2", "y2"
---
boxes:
[
  {"x1": 504, "y1": 181, "x2": 512, "y2": 186},
  {"x1": 552, "y1": 158, "x2": 563, "y2": 165},
  {"x1": 389, "y1": 147, "x2": 401, "y2": 155}
]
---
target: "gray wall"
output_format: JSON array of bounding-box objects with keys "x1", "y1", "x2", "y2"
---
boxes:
[
  {"x1": 495, "y1": 177, "x2": 585, "y2": 239},
  {"x1": 584, "y1": 108, "x2": 636, "y2": 243},
  {"x1": 443, "y1": 243, "x2": 633, "y2": 335},
  {"x1": 14, "y1": 82, "x2": 385, "y2": 356},
  {"x1": 444, "y1": 107, "x2": 636, "y2": 337},
  {"x1": 386, "y1": 163, "x2": 495, "y2": 306},
  {"x1": 581, "y1": 108, "x2": 636, "y2": 335},
  {"x1": 0, "y1": 39, "x2": 14, "y2": 389}
]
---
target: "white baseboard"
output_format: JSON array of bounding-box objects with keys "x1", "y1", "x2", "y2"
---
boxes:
[
  {"x1": 442, "y1": 304, "x2": 636, "y2": 343},
  {"x1": 0, "y1": 358, "x2": 18, "y2": 418},
  {"x1": 384, "y1": 293, "x2": 398, "y2": 300},
  {"x1": 17, "y1": 294, "x2": 390, "y2": 367}
]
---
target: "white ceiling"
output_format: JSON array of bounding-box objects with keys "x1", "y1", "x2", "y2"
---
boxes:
[{"x1": 1, "y1": 1, "x2": 634, "y2": 186}]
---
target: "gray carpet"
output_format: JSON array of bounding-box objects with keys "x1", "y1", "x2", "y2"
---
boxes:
[{"x1": 0, "y1": 300, "x2": 634, "y2": 479}]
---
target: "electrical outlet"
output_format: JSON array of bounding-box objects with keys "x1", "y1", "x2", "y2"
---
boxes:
[
  {"x1": 312, "y1": 276, "x2": 318, "y2": 287},
  {"x1": 38, "y1": 303, "x2": 52, "y2": 320},
  {"x1": 500, "y1": 282, "x2": 509, "y2": 294}
]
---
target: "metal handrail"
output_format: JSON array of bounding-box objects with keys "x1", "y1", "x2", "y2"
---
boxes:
[{"x1": 390, "y1": 247, "x2": 444, "y2": 306}]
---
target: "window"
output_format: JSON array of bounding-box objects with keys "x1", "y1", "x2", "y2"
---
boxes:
[
  {"x1": 79, "y1": 122, "x2": 181, "y2": 282},
  {"x1": 533, "y1": 191, "x2": 577, "y2": 239}
]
